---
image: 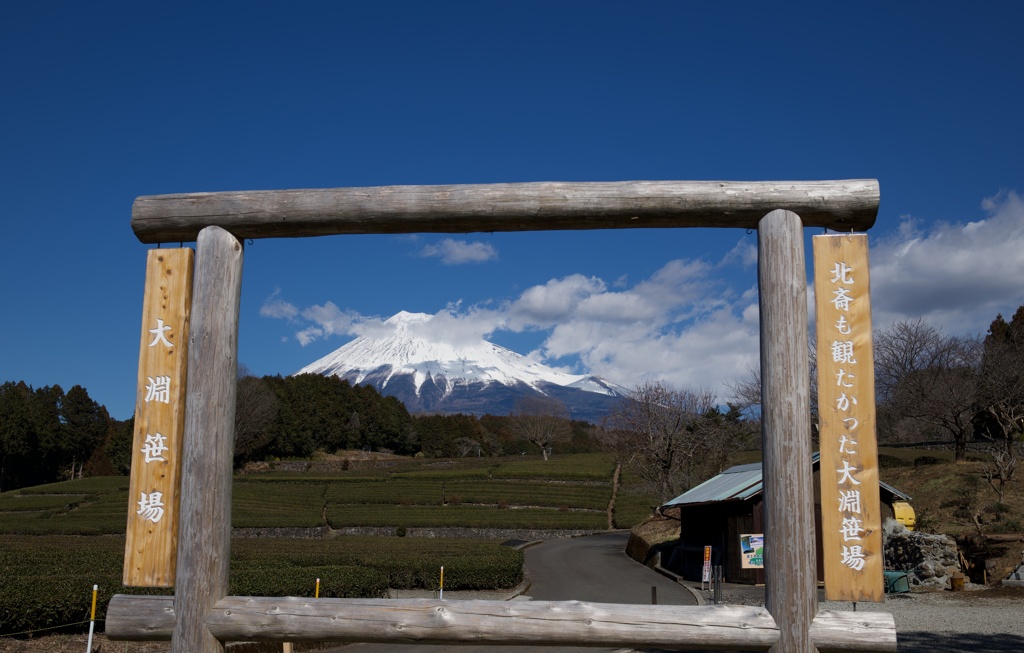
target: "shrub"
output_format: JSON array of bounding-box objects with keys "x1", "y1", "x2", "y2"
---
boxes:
[
  {"x1": 230, "y1": 565, "x2": 388, "y2": 598},
  {"x1": 878, "y1": 454, "x2": 909, "y2": 469}
]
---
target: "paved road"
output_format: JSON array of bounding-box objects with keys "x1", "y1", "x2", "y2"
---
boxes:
[
  {"x1": 522, "y1": 531, "x2": 697, "y2": 605},
  {"x1": 328, "y1": 531, "x2": 697, "y2": 653}
]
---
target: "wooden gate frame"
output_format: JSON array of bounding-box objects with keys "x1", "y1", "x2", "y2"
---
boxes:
[{"x1": 107, "y1": 180, "x2": 896, "y2": 652}]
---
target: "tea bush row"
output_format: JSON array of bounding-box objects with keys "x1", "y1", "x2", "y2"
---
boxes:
[
  {"x1": 240, "y1": 454, "x2": 616, "y2": 483},
  {"x1": 323, "y1": 479, "x2": 611, "y2": 509},
  {"x1": 0, "y1": 535, "x2": 521, "y2": 638},
  {"x1": 326, "y1": 504, "x2": 607, "y2": 529}
]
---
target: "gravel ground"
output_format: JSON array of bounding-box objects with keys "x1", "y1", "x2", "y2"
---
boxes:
[{"x1": 709, "y1": 583, "x2": 1024, "y2": 653}]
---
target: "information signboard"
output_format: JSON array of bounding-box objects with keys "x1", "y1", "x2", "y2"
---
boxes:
[
  {"x1": 813, "y1": 234, "x2": 883, "y2": 602},
  {"x1": 740, "y1": 533, "x2": 764, "y2": 569},
  {"x1": 123, "y1": 249, "x2": 193, "y2": 587}
]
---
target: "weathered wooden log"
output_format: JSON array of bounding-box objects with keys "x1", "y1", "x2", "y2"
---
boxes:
[
  {"x1": 106, "y1": 594, "x2": 176, "y2": 640},
  {"x1": 131, "y1": 179, "x2": 880, "y2": 243},
  {"x1": 811, "y1": 610, "x2": 899, "y2": 653},
  {"x1": 106, "y1": 595, "x2": 895, "y2": 652},
  {"x1": 171, "y1": 226, "x2": 244, "y2": 653},
  {"x1": 758, "y1": 209, "x2": 818, "y2": 653}
]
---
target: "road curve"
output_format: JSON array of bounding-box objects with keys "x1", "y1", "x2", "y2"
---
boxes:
[
  {"x1": 523, "y1": 531, "x2": 697, "y2": 605},
  {"x1": 331, "y1": 531, "x2": 696, "y2": 653}
]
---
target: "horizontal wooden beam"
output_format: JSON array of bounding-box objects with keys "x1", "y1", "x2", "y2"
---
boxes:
[
  {"x1": 106, "y1": 595, "x2": 896, "y2": 652},
  {"x1": 131, "y1": 180, "x2": 880, "y2": 243}
]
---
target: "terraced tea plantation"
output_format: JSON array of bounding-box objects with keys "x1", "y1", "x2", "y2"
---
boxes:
[
  {"x1": 0, "y1": 453, "x2": 658, "y2": 638},
  {"x1": 233, "y1": 453, "x2": 655, "y2": 531}
]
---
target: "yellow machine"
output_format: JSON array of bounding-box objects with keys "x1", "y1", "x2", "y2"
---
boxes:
[{"x1": 892, "y1": 501, "x2": 916, "y2": 530}]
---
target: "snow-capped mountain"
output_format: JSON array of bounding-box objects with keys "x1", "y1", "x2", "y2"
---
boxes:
[{"x1": 294, "y1": 311, "x2": 628, "y2": 422}]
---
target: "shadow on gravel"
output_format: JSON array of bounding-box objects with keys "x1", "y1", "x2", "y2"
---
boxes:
[
  {"x1": 639, "y1": 632, "x2": 1024, "y2": 653},
  {"x1": 897, "y1": 631, "x2": 1024, "y2": 653}
]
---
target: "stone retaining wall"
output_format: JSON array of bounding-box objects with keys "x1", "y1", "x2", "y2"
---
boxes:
[{"x1": 883, "y1": 518, "x2": 961, "y2": 589}]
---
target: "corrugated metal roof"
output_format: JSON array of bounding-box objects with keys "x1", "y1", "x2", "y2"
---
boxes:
[
  {"x1": 663, "y1": 452, "x2": 911, "y2": 508},
  {"x1": 663, "y1": 463, "x2": 764, "y2": 506}
]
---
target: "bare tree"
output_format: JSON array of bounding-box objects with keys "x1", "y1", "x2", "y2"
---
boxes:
[
  {"x1": 510, "y1": 396, "x2": 571, "y2": 460},
  {"x1": 453, "y1": 437, "x2": 481, "y2": 458},
  {"x1": 727, "y1": 337, "x2": 816, "y2": 444},
  {"x1": 726, "y1": 365, "x2": 762, "y2": 418},
  {"x1": 873, "y1": 319, "x2": 982, "y2": 460},
  {"x1": 983, "y1": 445, "x2": 1018, "y2": 503},
  {"x1": 605, "y1": 381, "x2": 739, "y2": 502}
]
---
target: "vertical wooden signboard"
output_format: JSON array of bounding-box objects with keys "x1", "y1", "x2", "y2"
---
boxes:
[
  {"x1": 124, "y1": 249, "x2": 194, "y2": 587},
  {"x1": 813, "y1": 234, "x2": 883, "y2": 602}
]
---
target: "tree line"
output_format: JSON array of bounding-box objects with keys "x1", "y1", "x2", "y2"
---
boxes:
[
  {"x1": 0, "y1": 381, "x2": 120, "y2": 491},
  {"x1": 234, "y1": 372, "x2": 601, "y2": 466},
  {"x1": 0, "y1": 372, "x2": 603, "y2": 491}
]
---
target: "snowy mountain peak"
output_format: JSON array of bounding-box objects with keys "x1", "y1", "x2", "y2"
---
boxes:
[
  {"x1": 297, "y1": 312, "x2": 594, "y2": 393},
  {"x1": 294, "y1": 312, "x2": 628, "y2": 420}
]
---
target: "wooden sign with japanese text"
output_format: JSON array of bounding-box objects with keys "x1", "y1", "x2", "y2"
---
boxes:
[
  {"x1": 813, "y1": 234, "x2": 884, "y2": 602},
  {"x1": 123, "y1": 248, "x2": 193, "y2": 587}
]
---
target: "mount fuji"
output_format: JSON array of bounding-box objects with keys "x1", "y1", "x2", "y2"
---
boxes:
[{"x1": 294, "y1": 311, "x2": 629, "y2": 422}]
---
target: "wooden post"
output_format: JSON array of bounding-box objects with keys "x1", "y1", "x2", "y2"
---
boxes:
[
  {"x1": 758, "y1": 209, "x2": 817, "y2": 653},
  {"x1": 171, "y1": 226, "x2": 243, "y2": 653}
]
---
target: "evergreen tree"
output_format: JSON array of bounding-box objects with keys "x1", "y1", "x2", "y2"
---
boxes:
[
  {"x1": 978, "y1": 305, "x2": 1024, "y2": 453},
  {"x1": 59, "y1": 385, "x2": 108, "y2": 480},
  {"x1": 105, "y1": 415, "x2": 136, "y2": 475},
  {"x1": 32, "y1": 384, "x2": 66, "y2": 482},
  {"x1": 0, "y1": 381, "x2": 35, "y2": 490}
]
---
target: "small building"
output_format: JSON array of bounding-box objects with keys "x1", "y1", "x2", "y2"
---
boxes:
[{"x1": 658, "y1": 452, "x2": 912, "y2": 584}]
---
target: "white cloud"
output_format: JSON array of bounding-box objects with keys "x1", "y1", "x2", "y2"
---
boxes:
[
  {"x1": 869, "y1": 190, "x2": 1024, "y2": 334},
  {"x1": 420, "y1": 238, "x2": 498, "y2": 265},
  {"x1": 513, "y1": 257, "x2": 759, "y2": 402},
  {"x1": 295, "y1": 327, "x2": 323, "y2": 347},
  {"x1": 409, "y1": 307, "x2": 505, "y2": 347},
  {"x1": 507, "y1": 275, "x2": 606, "y2": 329},
  {"x1": 259, "y1": 289, "x2": 298, "y2": 320},
  {"x1": 720, "y1": 238, "x2": 758, "y2": 269},
  {"x1": 264, "y1": 298, "x2": 366, "y2": 346},
  {"x1": 300, "y1": 301, "x2": 360, "y2": 339}
]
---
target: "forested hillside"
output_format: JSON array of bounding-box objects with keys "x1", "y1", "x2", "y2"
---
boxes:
[{"x1": 0, "y1": 381, "x2": 119, "y2": 491}]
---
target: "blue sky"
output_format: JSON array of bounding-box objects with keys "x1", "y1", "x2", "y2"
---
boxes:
[{"x1": 3, "y1": 2, "x2": 1022, "y2": 421}]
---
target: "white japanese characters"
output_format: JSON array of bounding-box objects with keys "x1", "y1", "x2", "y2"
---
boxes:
[
  {"x1": 137, "y1": 491, "x2": 166, "y2": 523},
  {"x1": 145, "y1": 374, "x2": 172, "y2": 404},
  {"x1": 827, "y1": 259, "x2": 868, "y2": 569},
  {"x1": 138, "y1": 318, "x2": 176, "y2": 526},
  {"x1": 141, "y1": 432, "x2": 169, "y2": 463},
  {"x1": 148, "y1": 318, "x2": 174, "y2": 348}
]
